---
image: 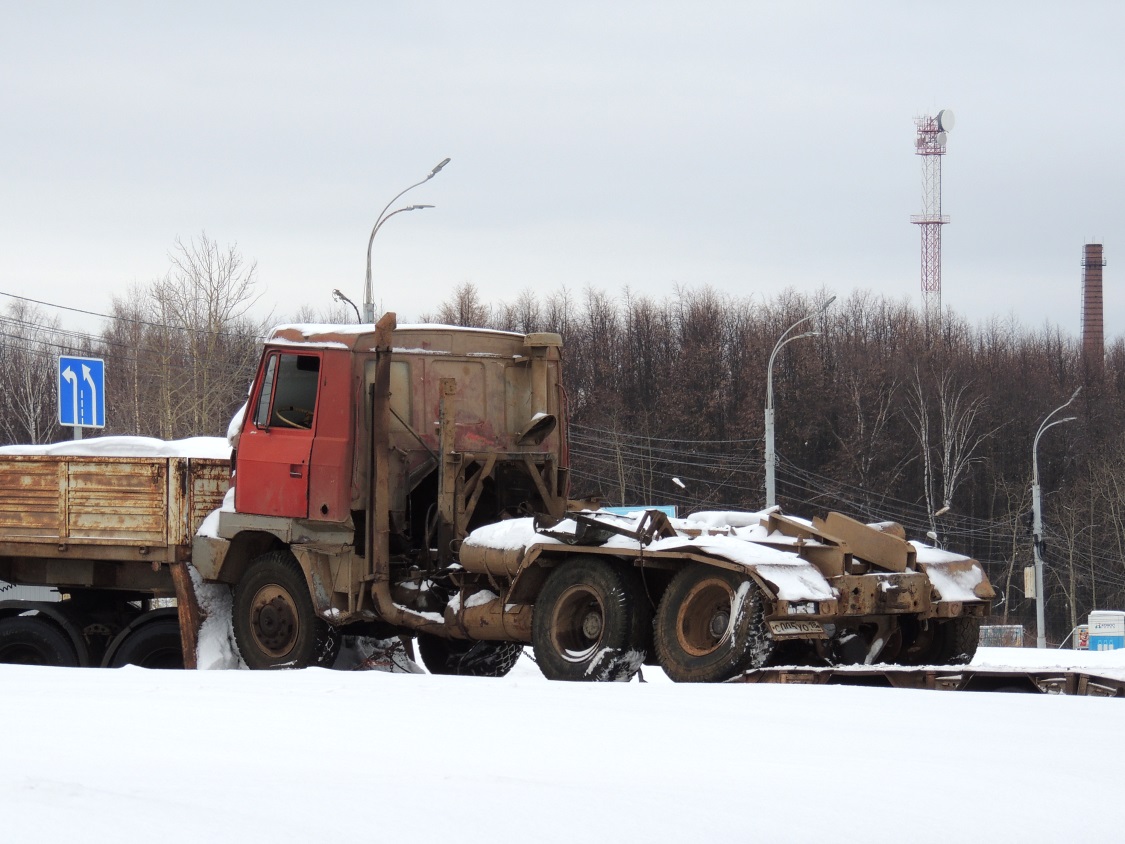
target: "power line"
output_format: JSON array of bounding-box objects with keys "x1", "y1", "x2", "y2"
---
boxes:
[{"x1": 0, "y1": 290, "x2": 271, "y2": 341}]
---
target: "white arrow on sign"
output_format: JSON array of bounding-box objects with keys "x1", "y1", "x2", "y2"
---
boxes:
[
  {"x1": 62, "y1": 366, "x2": 79, "y2": 425},
  {"x1": 81, "y1": 364, "x2": 98, "y2": 427}
]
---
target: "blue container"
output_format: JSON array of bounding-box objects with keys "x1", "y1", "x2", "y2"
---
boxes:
[{"x1": 1087, "y1": 611, "x2": 1125, "y2": 651}]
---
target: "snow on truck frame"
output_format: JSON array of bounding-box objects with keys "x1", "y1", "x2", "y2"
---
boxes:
[{"x1": 0, "y1": 313, "x2": 994, "y2": 682}]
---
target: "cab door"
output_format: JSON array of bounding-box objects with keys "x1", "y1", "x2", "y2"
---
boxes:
[{"x1": 235, "y1": 351, "x2": 321, "y2": 518}]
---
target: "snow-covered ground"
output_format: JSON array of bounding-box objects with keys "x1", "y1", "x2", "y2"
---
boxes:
[{"x1": 2, "y1": 646, "x2": 1123, "y2": 842}]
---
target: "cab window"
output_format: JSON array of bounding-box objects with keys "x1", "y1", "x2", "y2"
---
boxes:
[{"x1": 253, "y1": 353, "x2": 320, "y2": 429}]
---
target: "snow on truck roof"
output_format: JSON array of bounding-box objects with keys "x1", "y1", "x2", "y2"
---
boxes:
[{"x1": 267, "y1": 320, "x2": 561, "y2": 355}]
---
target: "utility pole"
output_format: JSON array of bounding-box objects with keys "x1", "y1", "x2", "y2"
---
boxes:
[{"x1": 1031, "y1": 387, "x2": 1081, "y2": 648}]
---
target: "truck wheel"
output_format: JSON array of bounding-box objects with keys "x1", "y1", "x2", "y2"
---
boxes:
[
  {"x1": 654, "y1": 566, "x2": 772, "y2": 683},
  {"x1": 108, "y1": 619, "x2": 184, "y2": 669},
  {"x1": 931, "y1": 616, "x2": 981, "y2": 665},
  {"x1": 233, "y1": 551, "x2": 338, "y2": 669},
  {"x1": 417, "y1": 633, "x2": 523, "y2": 677},
  {"x1": 0, "y1": 616, "x2": 79, "y2": 667},
  {"x1": 532, "y1": 556, "x2": 651, "y2": 682}
]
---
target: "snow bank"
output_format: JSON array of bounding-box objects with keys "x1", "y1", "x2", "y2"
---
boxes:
[{"x1": 1, "y1": 656, "x2": 1122, "y2": 843}]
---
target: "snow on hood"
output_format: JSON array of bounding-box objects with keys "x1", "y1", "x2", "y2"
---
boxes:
[
  {"x1": 909, "y1": 541, "x2": 975, "y2": 565},
  {"x1": 922, "y1": 563, "x2": 986, "y2": 602},
  {"x1": 908, "y1": 540, "x2": 988, "y2": 601},
  {"x1": 0, "y1": 436, "x2": 232, "y2": 460}
]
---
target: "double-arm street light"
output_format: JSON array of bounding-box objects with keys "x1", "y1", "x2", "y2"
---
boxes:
[
  {"x1": 1031, "y1": 385, "x2": 1082, "y2": 649},
  {"x1": 363, "y1": 157, "x2": 451, "y2": 323},
  {"x1": 764, "y1": 295, "x2": 835, "y2": 508}
]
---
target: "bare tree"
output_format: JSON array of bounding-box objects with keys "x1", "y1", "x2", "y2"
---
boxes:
[
  {"x1": 422, "y1": 282, "x2": 491, "y2": 327},
  {"x1": 0, "y1": 300, "x2": 64, "y2": 444},
  {"x1": 907, "y1": 367, "x2": 1001, "y2": 538},
  {"x1": 100, "y1": 234, "x2": 267, "y2": 439}
]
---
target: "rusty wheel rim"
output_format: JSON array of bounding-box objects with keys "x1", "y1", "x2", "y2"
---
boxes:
[
  {"x1": 249, "y1": 584, "x2": 301, "y2": 659},
  {"x1": 550, "y1": 584, "x2": 605, "y2": 664},
  {"x1": 676, "y1": 577, "x2": 735, "y2": 658}
]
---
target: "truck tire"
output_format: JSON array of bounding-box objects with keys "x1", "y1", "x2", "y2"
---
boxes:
[
  {"x1": 233, "y1": 551, "x2": 339, "y2": 669},
  {"x1": 899, "y1": 616, "x2": 981, "y2": 666},
  {"x1": 931, "y1": 616, "x2": 981, "y2": 665},
  {"x1": 532, "y1": 556, "x2": 651, "y2": 682},
  {"x1": 0, "y1": 616, "x2": 79, "y2": 667},
  {"x1": 417, "y1": 633, "x2": 523, "y2": 677},
  {"x1": 108, "y1": 619, "x2": 184, "y2": 669},
  {"x1": 654, "y1": 566, "x2": 772, "y2": 683}
]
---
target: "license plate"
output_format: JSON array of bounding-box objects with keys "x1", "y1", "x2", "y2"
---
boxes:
[{"x1": 768, "y1": 619, "x2": 826, "y2": 638}]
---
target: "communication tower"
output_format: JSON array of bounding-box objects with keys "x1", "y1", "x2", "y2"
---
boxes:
[{"x1": 911, "y1": 109, "x2": 954, "y2": 325}]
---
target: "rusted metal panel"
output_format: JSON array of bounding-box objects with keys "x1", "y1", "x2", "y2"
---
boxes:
[
  {"x1": 0, "y1": 455, "x2": 230, "y2": 566},
  {"x1": 833, "y1": 572, "x2": 932, "y2": 616},
  {"x1": 0, "y1": 459, "x2": 65, "y2": 538},
  {"x1": 188, "y1": 460, "x2": 230, "y2": 541},
  {"x1": 67, "y1": 460, "x2": 168, "y2": 543}
]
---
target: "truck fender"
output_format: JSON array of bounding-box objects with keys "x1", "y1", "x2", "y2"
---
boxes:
[
  {"x1": 191, "y1": 531, "x2": 231, "y2": 582},
  {"x1": 199, "y1": 530, "x2": 283, "y2": 585},
  {"x1": 100, "y1": 607, "x2": 180, "y2": 668},
  {"x1": 0, "y1": 600, "x2": 92, "y2": 667},
  {"x1": 289, "y1": 545, "x2": 340, "y2": 618}
]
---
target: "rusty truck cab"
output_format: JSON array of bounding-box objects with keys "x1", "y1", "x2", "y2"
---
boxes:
[
  {"x1": 195, "y1": 315, "x2": 568, "y2": 667},
  {"x1": 232, "y1": 320, "x2": 567, "y2": 551}
]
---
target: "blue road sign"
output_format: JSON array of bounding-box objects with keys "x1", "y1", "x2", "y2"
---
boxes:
[{"x1": 58, "y1": 356, "x2": 106, "y2": 428}]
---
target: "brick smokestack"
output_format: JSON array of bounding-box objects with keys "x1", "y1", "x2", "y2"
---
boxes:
[{"x1": 1083, "y1": 243, "x2": 1105, "y2": 371}]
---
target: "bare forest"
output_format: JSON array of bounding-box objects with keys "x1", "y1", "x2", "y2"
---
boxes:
[{"x1": 2, "y1": 251, "x2": 1123, "y2": 644}]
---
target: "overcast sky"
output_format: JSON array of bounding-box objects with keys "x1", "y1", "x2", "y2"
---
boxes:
[{"x1": 2, "y1": 1, "x2": 1123, "y2": 337}]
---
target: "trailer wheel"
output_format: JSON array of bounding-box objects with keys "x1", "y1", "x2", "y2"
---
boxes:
[
  {"x1": 233, "y1": 551, "x2": 338, "y2": 669},
  {"x1": 654, "y1": 566, "x2": 772, "y2": 683},
  {"x1": 931, "y1": 616, "x2": 981, "y2": 665},
  {"x1": 108, "y1": 619, "x2": 184, "y2": 669},
  {"x1": 0, "y1": 616, "x2": 79, "y2": 667},
  {"x1": 417, "y1": 633, "x2": 523, "y2": 677},
  {"x1": 532, "y1": 556, "x2": 651, "y2": 682}
]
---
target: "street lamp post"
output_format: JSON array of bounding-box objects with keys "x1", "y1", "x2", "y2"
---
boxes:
[
  {"x1": 1031, "y1": 386, "x2": 1081, "y2": 649},
  {"x1": 764, "y1": 296, "x2": 835, "y2": 508},
  {"x1": 364, "y1": 157, "x2": 451, "y2": 323}
]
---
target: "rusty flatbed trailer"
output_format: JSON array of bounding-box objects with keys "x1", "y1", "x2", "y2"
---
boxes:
[
  {"x1": 735, "y1": 665, "x2": 1125, "y2": 696},
  {"x1": 0, "y1": 448, "x2": 229, "y2": 668}
]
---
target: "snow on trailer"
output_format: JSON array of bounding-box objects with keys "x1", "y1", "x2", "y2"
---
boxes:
[{"x1": 460, "y1": 506, "x2": 994, "y2": 682}]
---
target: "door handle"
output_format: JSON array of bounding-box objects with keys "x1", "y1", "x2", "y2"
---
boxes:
[{"x1": 289, "y1": 464, "x2": 303, "y2": 478}]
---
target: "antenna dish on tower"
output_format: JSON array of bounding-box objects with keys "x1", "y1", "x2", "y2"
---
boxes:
[{"x1": 937, "y1": 109, "x2": 955, "y2": 132}]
